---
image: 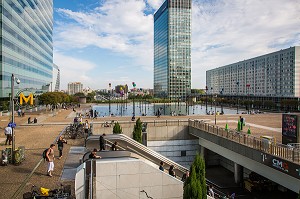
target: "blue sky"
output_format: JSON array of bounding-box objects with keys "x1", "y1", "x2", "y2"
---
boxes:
[{"x1": 53, "y1": 0, "x2": 300, "y2": 90}]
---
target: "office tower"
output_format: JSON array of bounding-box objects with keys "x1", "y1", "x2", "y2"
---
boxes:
[
  {"x1": 53, "y1": 64, "x2": 60, "y2": 92},
  {"x1": 206, "y1": 46, "x2": 300, "y2": 97},
  {"x1": 154, "y1": 0, "x2": 192, "y2": 100},
  {"x1": 0, "y1": 0, "x2": 54, "y2": 98}
]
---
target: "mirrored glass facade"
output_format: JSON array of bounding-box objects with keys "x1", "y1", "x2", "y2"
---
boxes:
[
  {"x1": 154, "y1": 0, "x2": 191, "y2": 100},
  {"x1": 0, "y1": 0, "x2": 53, "y2": 97}
]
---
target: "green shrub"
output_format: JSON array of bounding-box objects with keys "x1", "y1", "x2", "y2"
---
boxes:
[
  {"x1": 184, "y1": 153, "x2": 206, "y2": 199},
  {"x1": 113, "y1": 122, "x2": 122, "y2": 134},
  {"x1": 133, "y1": 118, "x2": 142, "y2": 143}
]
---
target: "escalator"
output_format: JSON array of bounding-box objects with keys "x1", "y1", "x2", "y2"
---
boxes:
[
  {"x1": 85, "y1": 134, "x2": 228, "y2": 198},
  {"x1": 85, "y1": 134, "x2": 188, "y2": 178}
]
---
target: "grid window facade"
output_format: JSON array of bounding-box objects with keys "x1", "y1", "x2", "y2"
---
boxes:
[
  {"x1": 0, "y1": 0, "x2": 53, "y2": 97},
  {"x1": 68, "y1": 82, "x2": 83, "y2": 95},
  {"x1": 206, "y1": 47, "x2": 300, "y2": 98},
  {"x1": 154, "y1": 0, "x2": 191, "y2": 100}
]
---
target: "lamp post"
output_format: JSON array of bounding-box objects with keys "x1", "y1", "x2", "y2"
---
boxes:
[
  {"x1": 214, "y1": 95, "x2": 217, "y2": 125},
  {"x1": 220, "y1": 88, "x2": 224, "y2": 114},
  {"x1": 163, "y1": 92, "x2": 166, "y2": 115},
  {"x1": 132, "y1": 82, "x2": 136, "y2": 117},
  {"x1": 11, "y1": 74, "x2": 20, "y2": 164},
  {"x1": 108, "y1": 83, "x2": 111, "y2": 116},
  {"x1": 205, "y1": 86, "x2": 208, "y2": 114},
  {"x1": 236, "y1": 81, "x2": 239, "y2": 114},
  {"x1": 185, "y1": 85, "x2": 189, "y2": 115},
  {"x1": 210, "y1": 87, "x2": 213, "y2": 111}
]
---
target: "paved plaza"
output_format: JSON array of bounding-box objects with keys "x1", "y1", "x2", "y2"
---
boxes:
[{"x1": 0, "y1": 104, "x2": 286, "y2": 198}]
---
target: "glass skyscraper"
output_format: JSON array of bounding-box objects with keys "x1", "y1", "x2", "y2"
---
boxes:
[
  {"x1": 154, "y1": 0, "x2": 191, "y2": 100},
  {"x1": 0, "y1": 0, "x2": 53, "y2": 98}
]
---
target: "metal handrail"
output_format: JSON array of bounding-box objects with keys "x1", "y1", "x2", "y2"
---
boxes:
[
  {"x1": 189, "y1": 119, "x2": 300, "y2": 164},
  {"x1": 86, "y1": 134, "x2": 189, "y2": 175}
]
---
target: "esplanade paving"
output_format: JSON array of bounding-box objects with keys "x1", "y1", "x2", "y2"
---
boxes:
[{"x1": 0, "y1": 104, "x2": 285, "y2": 198}]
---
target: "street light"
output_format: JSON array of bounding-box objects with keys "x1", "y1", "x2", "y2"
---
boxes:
[
  {"x1": 11, "y1": 74, "x2": 20, "y2": 164},
  {"x1": 108, "y1": 83, "x2": 111, "y2": 116},
  {"x1": 210, "y1": 87, "x2": 213, "y2": 111},
  {"x1": 220, "y1": 88, "x2": 224, "y2": 114},
  {"x1": 205, "y1": 86, "x2": 208, "y2": 114},
  {"x1": 236, "y1": 81, "x2": 239, "y2": 114},
  {"x1": 132, "y1": 82, "x2": 136, "y2": 118},
  {"x1": 214, "y1": 95, "x2": 217, "y2": 125}
]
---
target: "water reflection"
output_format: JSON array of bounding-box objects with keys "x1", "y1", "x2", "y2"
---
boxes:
[{"x1": 92, "y1": 103, "x2": 238, "y2": 117}]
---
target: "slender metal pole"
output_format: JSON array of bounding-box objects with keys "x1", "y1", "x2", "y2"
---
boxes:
[
  {"x1": 133, "y1": 96, "x2": 135, "y2": 116},
  {"x1": 11, "y1": 74, "x2": 15, "y2": 164},
  {"x1": 205, "y1": 91, "x2": 208, "y2": 114},
  {"x1": 237, "y1": 82, "x2": 239, "y2": 114},
  {"x1": 211, "y1": 94, "x2": 212, "y2": 111},
  {"x1": 214, "y1": 100, "x2": 217, "y2": 125},
  {"x1": 164, "y1": 94, "x2": 166, "y2": 115},
  {"x1": 109, "y1": 91, "x2": 111, "y2": 116},
  {"x1": 90, "y1": 160, "x2": 93, "y2": 199}
]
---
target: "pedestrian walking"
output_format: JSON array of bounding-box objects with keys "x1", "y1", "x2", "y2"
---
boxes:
[
  {"x1": 4, "y1": 124, "x2": 12, "y2": 145},
  {"x1": 46, "y1": 144, "x2": 56, "y2": 177},
  {"x1": 57, "y1": 136, "x2": 67, "y2": 159},
  {"x1": 168, "y1": 165, "x2": 176, "y2": 177},
  {"x1": 111, "y1": 141, "x2": 118, "y2": 151},
  {"x1": 239, "y1": 116, "x2": 244, "y2": 130},
  {"x1": 84, "y1": 120, "x2": 90, "y2": 135},
  {"x1": 99, "y1": 133, "x2": 106, "y2": 151},
  {"x1": 208, "y1": 185, "x2": 215, "y2": 198},
  {"x1": 159, "y1": 161, "x2": 164, "y2": 171},
  {"x1": 181, "y1": 171, "x2": 189, "y2": 182},
  {"x1": 94, "y1": 110, "x2": 98, "y2": 119},
  {"x1": 17, "y1": 108, "x2": 22, "y2": 117}
]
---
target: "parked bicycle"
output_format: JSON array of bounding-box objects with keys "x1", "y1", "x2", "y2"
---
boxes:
[
  {"x1": 64, "y1": 124, "x2": 84, "y2": 139},
  {"x1": 23, "y1": 183, "x2": 72, "y2": 199}
]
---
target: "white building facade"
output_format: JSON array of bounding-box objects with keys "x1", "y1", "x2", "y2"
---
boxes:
[
  {"x1": 206, "y1": 46, "x2": 300, "y2": 97},
  {"x1": 68, "y1": 82, "x2": 83, "y2": 95}
]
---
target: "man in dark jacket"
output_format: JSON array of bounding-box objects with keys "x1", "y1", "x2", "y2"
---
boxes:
[{"x1": 99, "y1": 133, "x2": 106, "y2": 151}]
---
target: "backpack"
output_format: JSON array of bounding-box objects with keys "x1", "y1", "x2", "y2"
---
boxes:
[{"x1": 42, "y1": 148, "x2": 49, "y2": 161}]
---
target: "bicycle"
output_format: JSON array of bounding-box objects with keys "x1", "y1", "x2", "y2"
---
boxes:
[{"x1": 23, "y1": 183, "x2": 72, "y2": 199}]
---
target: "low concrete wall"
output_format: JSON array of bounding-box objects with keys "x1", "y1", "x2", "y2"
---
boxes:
[
  {"x1": 92, "y1": 120, "x2": 192, "y2": 141},
  {"x1": 148, "y1": 140, "x2": 199, "y2": 168}
]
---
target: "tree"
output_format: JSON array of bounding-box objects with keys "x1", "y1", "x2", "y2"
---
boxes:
[
  {"x1": 38, "y1": 92, "x2": 70, "y2": 106},
  {"x1": 133, "y1": 118, "x2": 142, "y2": 143},
  {"x1": 184, "y1": 153, "x2": 206, "y2": 199},
  {"x1": 113, "y1": 122, "x2": 122, "y2": 134},
  {"x1": 87, "y1": 91, "x2": 96, "y2": 103},
  {"x1": 73, "y1": 92, "x2": 85, "y2": 97},
  {"x1": 184, "y1": 165, "x2": 201, "y2": 199}
]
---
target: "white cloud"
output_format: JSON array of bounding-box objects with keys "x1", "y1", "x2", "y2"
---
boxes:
[
  {"x1": 54, "y1": 0, "x2": 154, "y2": 72},
  {"x1": 54, "y1": 0, "x2": 300, "y2": 89},
  {"x1": 53, "y1": 52, "x2": 96, "y2": 89},
  {"x1": 191, "y1": 0, "x2": 300, "y2": 87},
  {"x1": 146, "y1": 0, "x2": 165, "y2": 10}
]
